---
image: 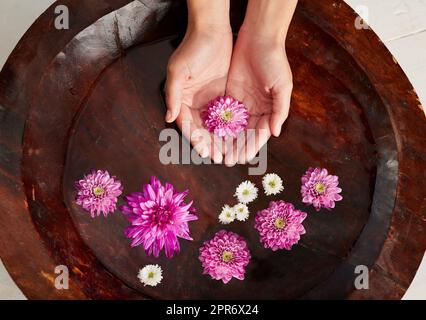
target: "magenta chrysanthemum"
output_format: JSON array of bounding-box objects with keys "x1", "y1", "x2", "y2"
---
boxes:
[
  {"x1": 75, "y1": 169, "x2": 123, "y2": 218},
  {"x1": 202, "y1": 95, "x2": 249, "y2": 138},
  {"x1": 255, "y1": 201, "x2": 307, "y2": 251},
  {"x1": 199, "y1": 230, "x2": 251, "y2": 284},
  {"x1": 301, "y1": 167, "x2": 343, "y2": 211},
  {"x1": 120, "y1": 176, "x2": 197, "y2": 258}
]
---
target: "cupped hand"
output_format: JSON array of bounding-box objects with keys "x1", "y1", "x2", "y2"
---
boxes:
[
  {"x1": 224, "y1": 32, "x2": 293, "y2": 166},
  {"x1": 165, "y1": 26, "x2": 233, "y2": 163}
]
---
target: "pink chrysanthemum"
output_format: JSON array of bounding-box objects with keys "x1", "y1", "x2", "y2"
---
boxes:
[
  {"x1": 202, "y1": 95, "x2": 249, "y2": 138},
  {"x1": 301, "y1": 167, "x2": 343, "y2": 211},
  {"x1": 75, "y1": 169, "x2": 123, "y2": 218},
  {"x1": 120, "y1": 176, "x2": 197, "y2": 258},
  {"x1": 255, "y1": 201, "x2": 307, "y2": 251},
  {"x1": 199, "y1": 230, "x2": 251, "y2": 284}
]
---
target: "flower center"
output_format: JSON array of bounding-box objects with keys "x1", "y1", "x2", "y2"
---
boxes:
[
  {"x1": 226, "y1": 212, "x2": 232, "y2": 218},
  {"x1": 148, "y1": 272, "x2": 154, "y2": 279},
  {"x1": 221, "y1": 109, "x2": 233, "y2": 122},
  {"x1": 222, "y1": 251, "x2": 234, "y2": 263},
  {"x1": 315, "y1": 182, "x2": 326, "y2": 194},
  {"x1": 242, "y1": 189, "x2": 249, "y2": 196},
  {"x1": 154, "y1": 207, "x2": 171, "y2": 225},
  {"x1": 274, "y1": 217, "x2": 286, "y2": 229},
  {"x1": 268, "y1": 180, "x2": 276, "y2": 188},
  {"x1": 92, "y1": 186, "x2": 105, "y2": 197}
]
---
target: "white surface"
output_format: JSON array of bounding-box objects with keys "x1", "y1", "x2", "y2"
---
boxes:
[
  {"x1": 0, "y1": 0, "x2": 56, "y2": 67},
  {"x1": 0, "y1": 260, "x2": 25, "y2": 300},
  {"x1": 0, "y1": 0, "x2": 425, "y2": 300}
]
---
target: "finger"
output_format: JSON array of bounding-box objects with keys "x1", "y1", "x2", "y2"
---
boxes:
[
  {"x1": 165, "y1": 66, "x2": 185, "y2": 123},
  {"x1": 210, "y1": 134, "x2": 224, "y2": 164},
  {"x1": 270, "y1": 84, "x2": 292, "y2": 137},
  {"x1": 236, "y1": 115, "x2": 258, "y2": 164},
  {"x1": 222, "y1": 85, "x2": 249, "y2": 166},
  {"x1": 226, "y1": 121, "x2": 253, "y2": 166},
  {"x1": 239, "y1": 115, "x2": 271, "y2": 164},
  {"x1": 191, "y1": 129, "x2": 223, "y2": 163},
  {"x1": 192, "y1": 131, "x2": 211, "y2": 158},
  {"x1": 177, "y1": 107, "x2": 210, "y2": 158},
  {"x1": 224, "y1": 137, "x2": 238, "y2": 167}
]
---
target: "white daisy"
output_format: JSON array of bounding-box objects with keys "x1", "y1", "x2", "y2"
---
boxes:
[
  {"x1": 138, "y1": 264, "x2": 163, "y2": 287},
  {"x1": 218, "y1": 205, "x2": 235, "y2": 224},
  {"x1": 262, "y1": 173, "x2": 284, "y2": 196},
  {"x1": 233, "y1": 203, "x2": 249, "y2": 221},
  {"x1": 234, "y1": 180, "x2": 258, "y2": 204}
]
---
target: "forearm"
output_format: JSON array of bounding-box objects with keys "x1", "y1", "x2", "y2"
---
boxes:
[
  {"x1": 240, "y1": 0, "x2": 298, "y2": 41},
  {"x1": 187, "y1": 0, "x2": 231, "y2": 32}
]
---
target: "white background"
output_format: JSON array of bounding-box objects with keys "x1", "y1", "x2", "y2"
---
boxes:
[{"x1": 0, "y1": 0, "x2": 425, "y2": 300}]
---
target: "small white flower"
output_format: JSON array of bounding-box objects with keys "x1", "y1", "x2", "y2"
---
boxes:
[
  {"x1": 138, "y1": 264, "x2": 163, "y2": 287},
  {"x1": 262, "y1": 173, "x2": 284, "y2": 196},
  {"x1": 233, "y1": 203, "x2": 249, "y2": 221},
  {"x1": 234, "y1": 180, "x2": 258, "y2": 204},
  {"x1": 219, "y1": 205, "x2": 235, "y2": 224}
]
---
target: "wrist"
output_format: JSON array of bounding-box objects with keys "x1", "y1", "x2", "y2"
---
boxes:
[
  {"x1": 187, "y1": 0, "x2": 231, "y2": 34},
  {"x1": 188, "y1": 21, "x2": 232, "y2": 35},
  {"x1": 237, "y1": 27, "x2": 285, "y2": 50},
  {"x1": 240, "y1": 0, "x2": 297, "y2": 42},
  {"x1": 239, "y1": 24, "x2": 286, "y2": 46}
]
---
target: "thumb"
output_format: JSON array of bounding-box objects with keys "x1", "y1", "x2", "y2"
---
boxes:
[
  {"x1": 165, "y1": 66, "x2": 185, "y2": 123},
  {"x1": 270, "y1": 84, "x2": 292, "y2": 137}
]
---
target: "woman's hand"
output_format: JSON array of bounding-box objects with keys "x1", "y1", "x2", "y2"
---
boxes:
[
  {"x1": 165, "y1": 0, "x2": 232, "y2": 163},
  {"x1": 224, "y1": 32, "x2": 293, "y2": 166},
  {"x1": 223, "y1": 0, "x2": 297, "y2": 166}
]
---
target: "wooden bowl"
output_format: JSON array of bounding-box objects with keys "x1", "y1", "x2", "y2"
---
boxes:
[{"x1": 0, "y1": 0, "x2": 425, "y2": 299}]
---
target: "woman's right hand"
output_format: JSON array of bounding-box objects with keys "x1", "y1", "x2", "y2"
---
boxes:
[{"x1": 165, "y1": 2, "x2": 232, "y2": 164}]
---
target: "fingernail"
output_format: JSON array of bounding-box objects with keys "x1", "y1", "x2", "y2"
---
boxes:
[
  {"x1": 276, "y1": 127, "x2": 282, "y2": 137},
  {"x1": 201, "y1": 147, "x2": 209, "y2": 158},
  {"x1": 225, "y1": 159, "x2": 236, "y2": 167},
  {"x1": 166, "y1": 110, "x2": 172, "y2": 122},
  {"x1": 214, "y1": 154, "x2": 223, "y2": 164},
  {"x1": 237, "y1": 155, "x2": 245, "y2": 164},
  {"x1": 224, "y1": 151, "x2": 234, "y2": 167}
]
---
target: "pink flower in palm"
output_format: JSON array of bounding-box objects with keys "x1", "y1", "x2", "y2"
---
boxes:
[
  {"x1": 199, "y1": 230, "x2": 251, "y2": 284},
  {"x1": 75, "y1": 169, "x2": 123, "y2": 218},
  {"x1": 202, "y1": 96, "x2": 249, "y2": 138},
  {"x1": 255, "y1": 201, "x2": 307, "y2": 251},
  {"x1": 121, "y1": 176, "x2": 197, "y2": 258},
  {"x1": 301, "y1": 167, "x2": 343, "y2": 211}
]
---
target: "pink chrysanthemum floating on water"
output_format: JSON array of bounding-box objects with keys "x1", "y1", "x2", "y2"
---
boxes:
[
  {"x1": 121, "y1": 176, "x2": 197, "y2": 258},
  {"x1": 255, "y1": 201, "x2": 307, "y2": 251},
  {"x1": 75, "y1": 169, "x2": 123, "y2": 218},
  {"x1": 301, "y1": 167, "x2": 343, "y2": 211},
  {"x1": 199, "y1": 230, "x2": 251, "y2": 284},
  {"x1": 202, "y1": 95, "x2": 249, "y2": 138}
]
